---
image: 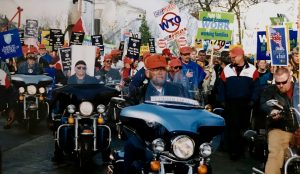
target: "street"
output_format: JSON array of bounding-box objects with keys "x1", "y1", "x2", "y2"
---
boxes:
[{"x1": 0, "y1": 116, "x2": 260, "y2": 174}]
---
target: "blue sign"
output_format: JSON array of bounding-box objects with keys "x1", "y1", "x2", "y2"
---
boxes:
[
  {"x1": 289, "y1": 30, "x2": 297, "y2": 52},
  {"x1": 256, "y1": 31, "x2": 270, "y2": 60},
  {"x1": 268, "y1": 26, "x2": 288, "y2": 66},
  {"x1": 0, "y1": 29, "x2": 22, "y2": 59}
]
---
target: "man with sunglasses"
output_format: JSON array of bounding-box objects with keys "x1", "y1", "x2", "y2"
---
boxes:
[
  {"x1": 95, "y1": 54, "x2": 121, "y2": 84},
  {"x1": 260, "y1": 67, "x2": 299, "y2": 174},
  {"x1": 67, "y1": 60, "x2": 97, "y2": 84}
]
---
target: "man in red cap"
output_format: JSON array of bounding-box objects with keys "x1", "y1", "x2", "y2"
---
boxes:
[
  {"x1": 123, "y1": 54, "x2": 187, "y2": 174},
  {"x1": 95, "y1": 54, "x2": 121, "y2": 83},
  {"x1": 217, "y1": 44, "x2": 259, "y2": 161},
  {"x1": 179, "y1": 46, "x2": 206, "y2": 99},
  {"x1": 110, "y1": 49, "x2": 123, "y2": 70},
  {"x1": 17, "y1": 52, "x2": 42, "y2": 74}
]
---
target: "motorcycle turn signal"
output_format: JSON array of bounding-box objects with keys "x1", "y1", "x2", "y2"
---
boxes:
[
  {"x1": 198, "y1": 164, "x2": 208, "y2": 174},
  {"x1": 150, "y1": 160, "x2": 160, "y2": 171}
]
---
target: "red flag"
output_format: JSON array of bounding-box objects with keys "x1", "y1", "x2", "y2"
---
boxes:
[{"x1": 72, "y1": 17, "x2": 84, "y2": 32}]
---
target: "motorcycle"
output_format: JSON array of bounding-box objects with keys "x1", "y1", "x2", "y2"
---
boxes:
[
  {"x1": 107, "y1": 95, "x2": 225, "y2": 174},
  {"x1": 50, "y1": 84, "x2": 120, "y2": 168},
  {"x1": 11, "y1": 73, "x2": 53, "y2": 132},
  {"x1": 244, "y1": 99, "x2": 300, "y2": 174}
]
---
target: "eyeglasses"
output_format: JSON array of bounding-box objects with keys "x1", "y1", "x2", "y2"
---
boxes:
[
  {"x1": 173, "y1": 66, "x2": 182, "y2": 70},
  {"x1": 105, "y1": 60, "x2": 112, "y2": 63},
  {"x1": 76, "y1": 66, "x2": 87, "y2": 70},
  {"x1": 275, "y1": 78, "x2": 289, "y2": 85}
]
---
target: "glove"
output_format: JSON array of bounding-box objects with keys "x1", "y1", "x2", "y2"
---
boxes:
[{"x1": 269, "y1": 109, "x2": 281, "y2": 120}]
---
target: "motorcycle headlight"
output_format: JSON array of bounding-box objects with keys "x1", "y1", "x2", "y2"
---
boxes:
[
  {"x1": 67, "y1": 104, "x2": 76, "y2": 114},
  {"x1": 172, "y1": 135, "x2": 194, "y2": 159},
  {"x1": 18, "y1": 87, "x2": 25, "y2": 94},
  {"x1": 27, "y1": 85, "x2": 37, "y2": 95},
  {"x1": 97, "y1": 104, "x2": 106, "y2": 114},
  {"x1": 152, "y1": 138, "x2": 165, "y2": 153},
  {"x1": 39, "y1": 87, "x2": 45, "y2": 94},
  {"x1": 199, "y1": 143, "x2": 212, "y2": 157},
  {"x1": 79, "y1": 101, "x2": 93, "y2": 116}
]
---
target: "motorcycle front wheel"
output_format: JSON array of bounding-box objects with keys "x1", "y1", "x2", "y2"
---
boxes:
[{"x1": 79, "y1": 141, "x2": 93, "y2": 169}]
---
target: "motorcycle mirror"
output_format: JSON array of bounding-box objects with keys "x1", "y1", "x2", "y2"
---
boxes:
[{"x1": 266, "y1": 99, "x2": 283, "y2": 110}]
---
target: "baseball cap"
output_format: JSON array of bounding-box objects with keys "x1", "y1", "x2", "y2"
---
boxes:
[{"x1": 145, "y1": 54, "x2": 167, "y2": 69}]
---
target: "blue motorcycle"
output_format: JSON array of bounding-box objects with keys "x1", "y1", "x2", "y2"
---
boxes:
[{"x1": 108, "y1": 96, "x2": 225, "y2": 174}]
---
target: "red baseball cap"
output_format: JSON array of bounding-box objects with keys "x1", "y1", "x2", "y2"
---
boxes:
[
  {"x1": 169, "y1": 58, "x2": 181, "y2": 67},
  {"x1": 123, "y1": 57, "x2": 133, "y2": 64},
  {"x1": 229, "y1": 45, "x2": 244, "y2": 57},
  {"x1": 179, "y1": 46, "x2": 192, "y2": 54},
  {"x1": 162, "y1": 48, "x2": 171, "y2": 56},
  {"x1": 145, "y1": 54, "x2": 167, "y2": 69}
]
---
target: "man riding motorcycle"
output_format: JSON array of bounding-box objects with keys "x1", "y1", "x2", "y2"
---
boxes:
[
  {"x1": 260, "y1": 67, "x2": 299, "y2": 174},
  {"x1": 123, "y1": 54, "x2": 188, "y2": 174}
]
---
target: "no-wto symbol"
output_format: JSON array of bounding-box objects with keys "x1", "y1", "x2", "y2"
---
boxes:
[{"x1": 159, "y1": 12, "x2": 181, "y2": 33}]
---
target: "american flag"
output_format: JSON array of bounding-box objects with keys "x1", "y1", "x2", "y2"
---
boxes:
[{"x1": 271, "y1": 32, "x2": 282, "y2": 45}]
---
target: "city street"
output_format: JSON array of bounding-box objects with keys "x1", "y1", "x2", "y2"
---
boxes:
[{"x1": 0, "y1": 116, "x2": 260, "y2": 174}]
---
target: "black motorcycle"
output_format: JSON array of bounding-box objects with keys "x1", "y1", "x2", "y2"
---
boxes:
[
  {"x1": 50, "y1": 84, "x2": 119, "y2": 168},
  {"x1": 107, "y1": 95, "x2": 225, "y2": 174},
  {"x1": 11, "y1": 74, "x2": 53, "y2": 132}
]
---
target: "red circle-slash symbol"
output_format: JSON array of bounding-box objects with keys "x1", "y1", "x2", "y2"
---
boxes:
[{"x1": 160, "y1": 12, "x2": 180, "y2": 33}]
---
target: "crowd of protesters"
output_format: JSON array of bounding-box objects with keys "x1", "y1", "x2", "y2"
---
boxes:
[{"x1": 0, "y1": 40, "x2": 299, "y2": 172}]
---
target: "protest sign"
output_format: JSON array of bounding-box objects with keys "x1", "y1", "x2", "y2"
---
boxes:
[
  {"x1": 289, "y1": 30, "x2": 298, "y2": 52},
  {"x1": 242, "y1": 30, "x2": 257, "y2": 55},
  {"x1": 204, "y1": 40, "x2": 231, "y2": 55},
  {"x1": 0, "y1": 29, "x2": 22, "y2": 59},
  {"x1": 153, "y1": 4, "x2": 187, "y2": 41},
  {"x1": 18, "y1": 29, "x2": 24, "y2": 46},
  {"x1": 70, "y1": 32, "x2": 85, "y2": 45},
  {"x1": 58, "y1": 47, "x2": 71, "y2": 71},
  {"x1": 140, "y1": 45, "x2": 150, "y2": 56},
  {"x1": 52, "y1": 33, "x2": 64, "y2": 51},
  {"x1": 256, "y1": 31, "x2": 271, "y2": 60},
  {"x1": 71, "y1": 45, "x2": 96, "y2": 76},
  {"x1": 91, "y1": 35, "x2": 104, "y2": 52},
  {"x1": 148, "y1": 38, "x2": 156, "y2": 53},
  {"x1": 41, "y1": 30, "x2": 50, "y2": 46},
  {"x1": 267, "y1": 26, "x2": 289, "y2": 66},
  {"x1": 50, "y1": 29, "x2": 62, "y2": 46},
  {"x1": 127, "y1": 37, "x2": 141, "y2": 60},
  {"x1": 197, "y1": 11, "x2": 234, "y2": 41},
  {"x1": 24, "y1": 19, "x2": 38, "y2": 38}
]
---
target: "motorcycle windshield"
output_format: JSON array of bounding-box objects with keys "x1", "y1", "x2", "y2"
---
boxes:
[
  {"x1": 52, "y1": 84, "x2": 119, "y2": 102},
  {"x1": 11, "y1": 74, "x2": 53, "y2": 84},
  {"x1": 121, "y1": 97, "x2": 225, "y2": 133}
]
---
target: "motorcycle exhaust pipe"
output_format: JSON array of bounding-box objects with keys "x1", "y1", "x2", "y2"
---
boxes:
[{"x1": 252, "y1": 167, "x2": 264, "y2": 174}]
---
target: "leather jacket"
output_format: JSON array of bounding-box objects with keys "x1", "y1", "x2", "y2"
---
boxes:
[{"x1": 260, "y1": 83, "x2": 298, "y2": 132}]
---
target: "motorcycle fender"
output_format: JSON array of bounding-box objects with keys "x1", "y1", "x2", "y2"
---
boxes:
[
  {"x1": 96, "y1": 125, "x2": 111, "y2": 150},
  {"x1": 56, "y1": 124, "x2": 75, "y2": 150}
]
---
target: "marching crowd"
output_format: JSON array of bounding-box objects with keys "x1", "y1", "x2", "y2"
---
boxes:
[{"x1": 0, "y1": 41, "x2": 299, "y2": 174}]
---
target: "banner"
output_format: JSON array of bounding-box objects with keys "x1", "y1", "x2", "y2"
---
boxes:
[
  {"x1": 267, "y1": 26, "x2": 289, "y2": 66},
  {"x1": 91, "y1": 35, "x2": 104, "y2": 51},
  {"x1": 148, "y1": 38, "x2": 156, "y2": 53},
  {"x1": 50, "y1": 29, "x2": 62, "y2": 46},
  {"x1": 204, "y1": 40, "x2": 231, "y2": 56},
  {"x1": 153, "y1": 4, "x2": 187, "y2": 41},
  {"x1": 256, "y1": 31, "x2": 270, "y2": 60},
  {"x1": 24, "y1": 19, "x2": 38, "y2": 38},
  {"x1": 0, "y1": 29, "x2": 22, "y2": 59},
  {"x1": 58, "y1": 47, "x2": 71, "y2": 71},
  {"x1": 197, "y1": 11, "x2": 234, "y2": 41},
  {"x1": 70, "y1": 32, "x2": 85, "y2": 45},
  {"x1": 127, "y1": 37, "x2": 141, "y2": 60},
  {"x1": 242, "y1": 30, "x2": 257, "y2": 55}
]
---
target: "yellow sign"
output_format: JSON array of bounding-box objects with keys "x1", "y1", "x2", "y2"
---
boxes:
[
  {"x1": 41, "y1": 30, "x2": 50, "y2": 45},
  {"x1": 140, "y1": 45, "x2": 150, "y2": 56}
]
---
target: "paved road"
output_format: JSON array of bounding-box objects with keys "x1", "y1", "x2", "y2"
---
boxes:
[{"x1": 0, "y1": 116, "x2": 260, "y2": 174}]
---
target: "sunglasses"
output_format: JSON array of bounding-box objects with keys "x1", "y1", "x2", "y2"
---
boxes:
[
  {"x1": 173, "y1": 66, "x2": 182, "y2": 70},
  {"x1": 275, "y1": 78, "x2": 289, "y2": 85},
  {"x1": 105, "y1": 60, "x2": 112, "y2": 63},
  {"x1": 76, "y1": 66, "x2": 87, "y2": 70}
]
